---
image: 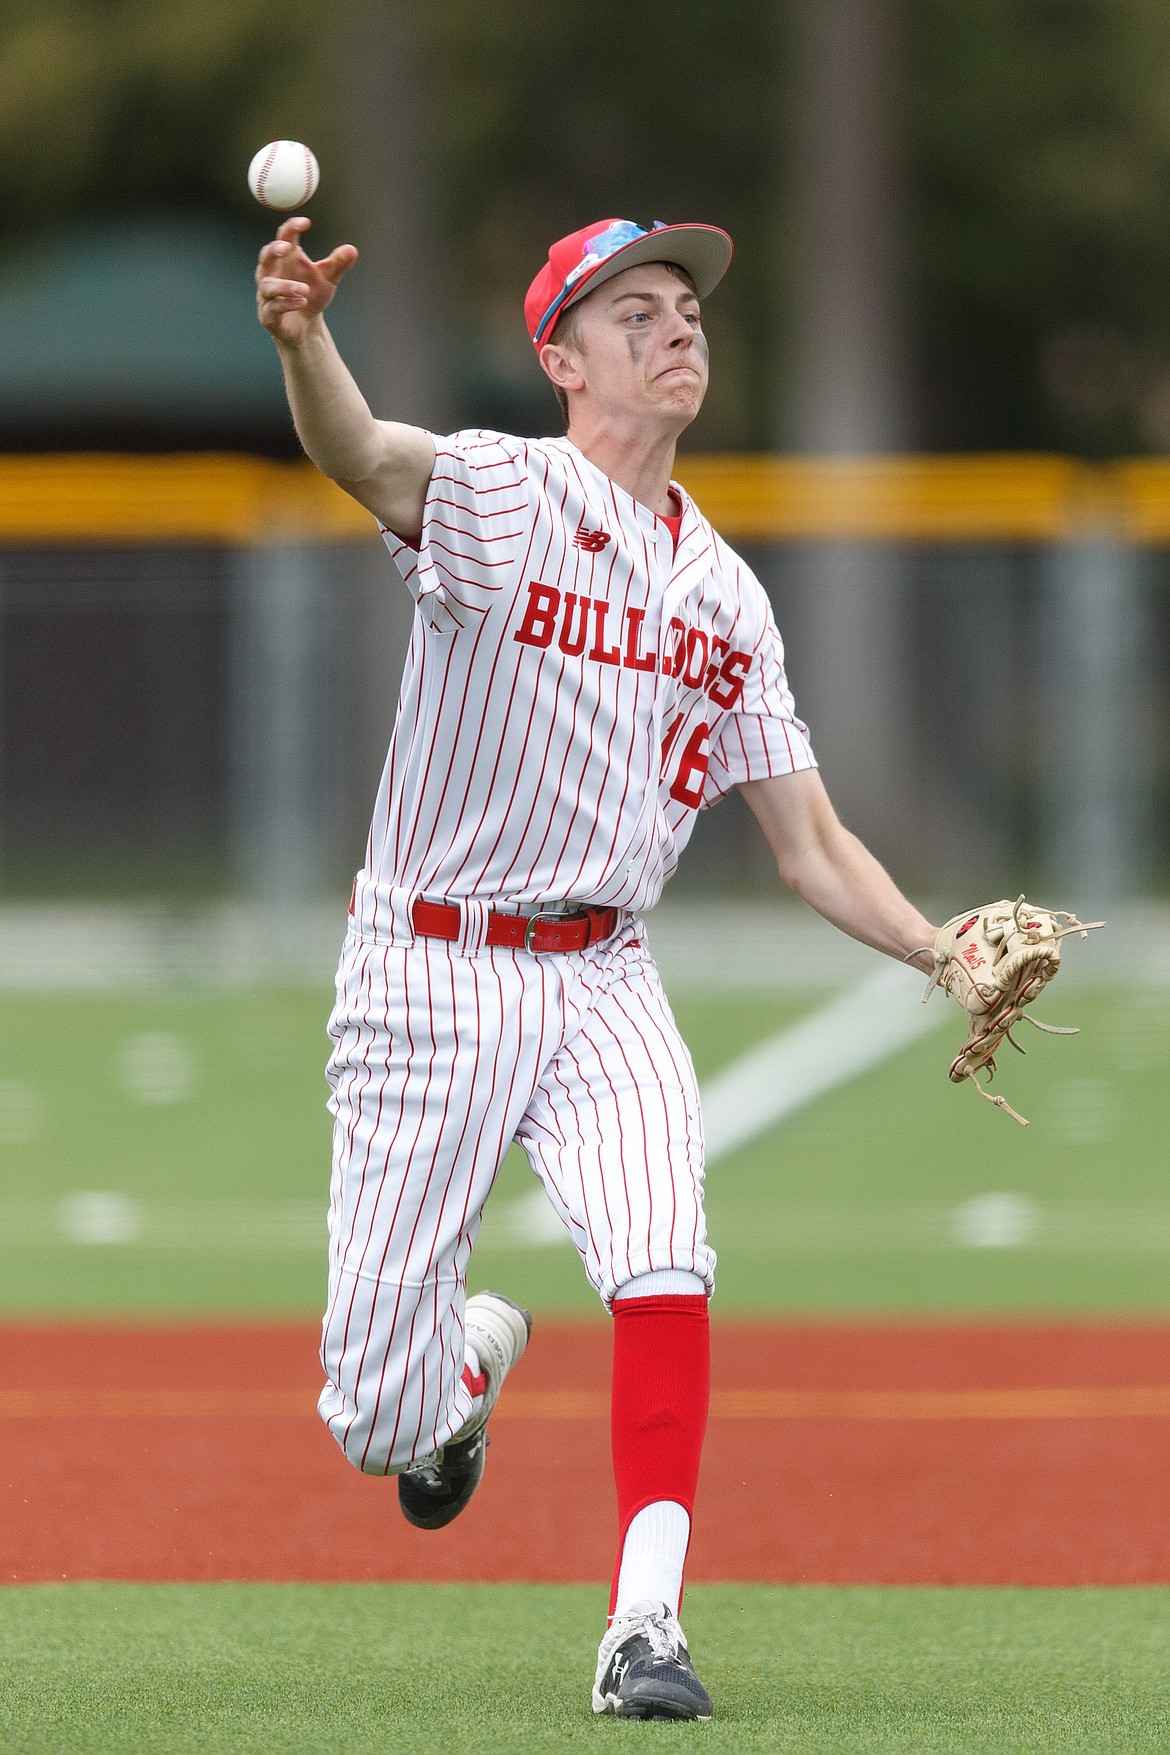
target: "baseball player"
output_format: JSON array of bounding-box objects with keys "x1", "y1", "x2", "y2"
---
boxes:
[{"x1": 255, "y1": 213, "x2": 939, "y2": 1721}]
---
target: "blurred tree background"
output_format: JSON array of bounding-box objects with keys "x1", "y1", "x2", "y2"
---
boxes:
[
  {"x1": 2, "y1": 0, "x2": 1170, "y2": 454},
  {"x1": 1, "y1": 0, "x2": 1166, "y2": 900}
]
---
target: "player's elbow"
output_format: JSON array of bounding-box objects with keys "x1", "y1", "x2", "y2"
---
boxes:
[
  {"x1": 741, "y1": 770, "x2": 840, "y2": 875},
  {"x1": 776, "y1": 814, "x2": 860, "y2": 888}
]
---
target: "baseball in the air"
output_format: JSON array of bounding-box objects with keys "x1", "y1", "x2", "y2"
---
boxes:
[{"x1": 247, "y1": 140, "x2": 320, "y2": 211}]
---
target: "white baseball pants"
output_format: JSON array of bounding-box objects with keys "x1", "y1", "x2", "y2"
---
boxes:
[{"x1": 317, "y1": 897, "x2": 713, "y2": 1475}]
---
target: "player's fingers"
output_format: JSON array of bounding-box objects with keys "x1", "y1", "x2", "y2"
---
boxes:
[
  {"x1": 255, "y1": 238, "x2": 307, "y2": 281},
  {"x1": 257, "y1": 219, "x2": 313, "y2": 276},
  {"x1": 319, "y1": 244, "x2": 359, "y2": 285},
  {"x1": 257, "y1": 292, "x2": 310, "y2": 326},
  {"x1": 256, "y1": 275, "x2": 310, "y2": 302},
  {"x1": 259, "y1": 305, "x2": 308, "y2": 333},
  {"x1": 258, "y1": 298, "x2": 310, "y2": 321}
]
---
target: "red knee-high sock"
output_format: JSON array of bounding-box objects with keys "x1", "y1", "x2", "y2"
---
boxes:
[{"x1": 609, "y1": 1293, "x2": 710, "y2": 1618}]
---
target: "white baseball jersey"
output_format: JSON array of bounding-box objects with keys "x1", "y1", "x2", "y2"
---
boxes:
[
  {"x1": 366, "y1": 431, "x2": 815, "y2": 920},
  {"x1": 319, "y1": 430, "x2": 816, "y2": 1475}
]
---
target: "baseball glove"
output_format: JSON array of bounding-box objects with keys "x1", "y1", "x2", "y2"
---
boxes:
[{"x1": 916, "y1": 896, "x2": 1105, "y2": 1125}]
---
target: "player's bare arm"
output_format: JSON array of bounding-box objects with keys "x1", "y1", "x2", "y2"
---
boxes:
[
  {"x1": 740, "y1": 768, "x2": 938, "y2": 973},
  {"x1": 255, "y1": 216, "x2": 434, "y2": 538}
]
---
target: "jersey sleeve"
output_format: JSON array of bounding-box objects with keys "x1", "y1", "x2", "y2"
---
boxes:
[
  {"x1": 379, "y1": 431, "x2": 530, "y2": 634},
  {"x1": 702, "y1": 591, "x2": 816, "y2": 805}
]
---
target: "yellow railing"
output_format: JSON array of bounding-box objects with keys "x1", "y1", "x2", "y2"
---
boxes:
[
  {"x1": 4, "y1": 452, "x2": 1170, "y2": 544},
  {"x1": 0, "y1": 455, "x2": 369, "y2": 545}
]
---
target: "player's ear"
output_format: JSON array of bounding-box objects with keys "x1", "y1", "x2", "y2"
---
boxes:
[{"x1": 539, "y1": 340, "x2": 586, "y2": 394}]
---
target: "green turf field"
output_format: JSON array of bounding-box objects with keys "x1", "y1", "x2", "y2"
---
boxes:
[
  {"x1": 0, "y1": 985, "x2": 1166, "y2": 1314},
  {"x1": 1, "y1": 1583, "x2": 1166, "y2": 1752},
  {"x1": 3, "y1": 983, "x2": 1168, "y2": 1752}
]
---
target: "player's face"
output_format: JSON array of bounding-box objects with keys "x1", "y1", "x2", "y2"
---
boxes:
[{"x1": 554, "y1": 263, "x2": 709, "y2": 431}]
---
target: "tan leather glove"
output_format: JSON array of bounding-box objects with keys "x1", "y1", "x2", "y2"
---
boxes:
[{"x1": 921, "y1": 896, "x2": 1105, "y2": 1125}]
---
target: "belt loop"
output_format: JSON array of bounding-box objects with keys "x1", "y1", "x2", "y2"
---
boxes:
[
  {"x1": 346, "y1": 875, "x2": 417, "y2": 944},
  {"x1": 386, "y1": 886, "x2": 417, "y2": 946},
  {"x1": 457, "y1": 899, "x2": 492, "y2": 956}
]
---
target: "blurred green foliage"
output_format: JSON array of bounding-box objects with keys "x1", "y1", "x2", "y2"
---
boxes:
[
  {"x1": 5, "y1": 0, "x2": 1170, "y2": 448},
  {"x1": 0, "y1": 0, "x2": 333, "y2": 234},
  {"x1": 908, "y1": 0, "x2": 1170, "y2": 452}
]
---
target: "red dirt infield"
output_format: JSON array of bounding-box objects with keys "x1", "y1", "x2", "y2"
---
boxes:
[{"x1": 3, "y1": 1321, "x2": 1168, "y2": 1586}]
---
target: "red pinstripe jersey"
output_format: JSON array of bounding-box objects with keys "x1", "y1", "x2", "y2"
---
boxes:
[{"x1": 373, "y1": 431, "x2": 815, "y2": 909}]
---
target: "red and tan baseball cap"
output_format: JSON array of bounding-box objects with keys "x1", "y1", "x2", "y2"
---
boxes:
[{"x1": 525, "y1": 218, "x2": 733, "y2": 351}]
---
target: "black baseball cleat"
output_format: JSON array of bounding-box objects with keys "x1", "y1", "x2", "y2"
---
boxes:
[
  {"x1": 397, "y1": 1291, "x2": 531, "y2": 1531},
  {"x1": 592, "y1": 1600, "x2": 714, "y2": 1721}
]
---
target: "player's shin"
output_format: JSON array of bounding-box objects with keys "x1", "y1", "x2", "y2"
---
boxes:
[{"x1": 608, "y1": 1279, "x2": 710, "y2": 1620}]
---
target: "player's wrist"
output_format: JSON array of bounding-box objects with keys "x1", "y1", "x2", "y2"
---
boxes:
[
  {"x1": 898, "y1": 915, "x2": 939, "y2": 974},
  {"x1": 274, "y1": 311, "x2": 330, "y2": 353}
]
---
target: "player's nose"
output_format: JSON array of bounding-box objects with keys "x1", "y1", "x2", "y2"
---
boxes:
[{"x1": 664, "y1": 310, "x2": 697, "y2": 348}]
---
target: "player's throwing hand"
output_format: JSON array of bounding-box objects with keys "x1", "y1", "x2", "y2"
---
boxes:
[{"x1": 255, "y1": 217, "x2": 358, "y2": 347}]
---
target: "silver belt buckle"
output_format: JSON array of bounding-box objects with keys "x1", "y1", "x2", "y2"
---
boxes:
[{"x1": 523, "y1": 907, "x2": 574, "y2": 953}]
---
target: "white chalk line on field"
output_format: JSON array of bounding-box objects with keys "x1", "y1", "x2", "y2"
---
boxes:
[{"x1": 699, "y1": 960, "x2": 943, "y2": 1162}]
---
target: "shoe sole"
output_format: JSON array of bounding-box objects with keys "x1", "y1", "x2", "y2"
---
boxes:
[
  {"x1": 397, "y1": 1427, "x2": 488, "y2": 1530},
  {"x1": 593, "y1": 1692, "x2": 712, "y2": 1722}
]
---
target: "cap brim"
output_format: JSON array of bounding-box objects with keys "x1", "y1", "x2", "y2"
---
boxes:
[{"x1": 559, "y1": 223, "x2": 733, "y2": 322}]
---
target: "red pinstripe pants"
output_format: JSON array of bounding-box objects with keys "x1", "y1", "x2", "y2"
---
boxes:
[{"x1": 317, "y1": 913, "x2": 714, "y2": 1475}]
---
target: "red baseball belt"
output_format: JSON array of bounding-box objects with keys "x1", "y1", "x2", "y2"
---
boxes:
[{"x1": 410, "y1": 898, "x2": 620, "y2": 954}]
